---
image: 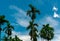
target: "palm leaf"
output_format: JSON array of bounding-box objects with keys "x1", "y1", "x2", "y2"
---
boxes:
[
  {"x1": 33, "y1": 24, "x2": 38, "y2": 27},
  {"x1": 36, "y1": 10, "x2": 40, "y2": 14},
  {"x1": 27, "y1": 25, "x2": 31, "y2": 30},
  {"x1": 27, "y1": 10, "x2": 32, "y2": 17}
]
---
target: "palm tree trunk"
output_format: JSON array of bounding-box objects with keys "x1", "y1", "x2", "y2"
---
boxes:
[
  {"x1": 0, "y1": 25, "x2": 1, "y2": 41},
  {"x1": 32, "y1": 19, "x2": 34, "y2": 41}
]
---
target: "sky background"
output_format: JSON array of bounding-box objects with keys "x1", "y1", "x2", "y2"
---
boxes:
[{"x1": 0, "y1": 0, "x2": 60, "y2": 41}]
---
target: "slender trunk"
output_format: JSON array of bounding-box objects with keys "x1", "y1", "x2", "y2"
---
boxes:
[
  {"x1": 0, "y1": 25, "x2": 1, "y2": 41},
  {"x1": 32, "y1": 19, "x2": 34, "y2": 41}
]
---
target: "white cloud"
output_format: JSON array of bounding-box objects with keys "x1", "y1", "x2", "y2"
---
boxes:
[
  {"x1": 53, "y1": 6, "x2": 58, "y2": 11},
  {"x1": 52, "y1": 6, "x2": 60, "y2": 18},
  {"x1": 40, "y1": 16, "x2": 59, "y2": 27},
  {"x1": 52, "y1": 33, "x2": 60, "y2": 41},
  {"x1": 9, "y1": 5, "x2": 30, "y2": 27},
  {"x1": 10, "y1": 5, "x2": 26, "y2": 16},
  {"x1": 46, "y1": 16, "x2": 58, "y2": 27},
  {"x1": 16, "y1": 18, "x2": 29, "y2": 27},
  {"x1": 53, "y1": 12, "x2": 60, "y2": 18},
  {"x1": 12, "y1": 31, "x2": 31, "y2": 41}
]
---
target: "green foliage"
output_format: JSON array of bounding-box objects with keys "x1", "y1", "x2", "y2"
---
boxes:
[
  {"x1": 0, "y1": 15, "x2": 8, "y2": 25},
  {"x1": 12, "y1": 35, "x2": 22, "y2": 41},
  {"x1": 3, "y1": 22, "x2": 14, "y2": 37},
  {"x1": 0, "y1": 15, "x2": 9, "y2": 41},
  {"x1": 27, "y1": 4, "x2": 40, "y2": 20},
  {"x1": 3, "y1": 35, "x2": 22, "y2": 41},
  {"x1": 3, "y1": 36, "x2": 8, "y2": 41},
  {"x1": 39, "y1": 24, "x2": 54, "y2": 41},
  {"x1": 0, "y1": 15, "x2": 22, "y2": 41}
]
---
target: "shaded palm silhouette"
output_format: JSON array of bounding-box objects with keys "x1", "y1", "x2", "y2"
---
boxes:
[
  {"x1": 39, "y1": 24, "x2": 54, "y2": 41},
  {"x1": 3, "y1": 36, "x2": 8, "y2": 41},
  {"x1": 9, "y1": 37, "x2": 12, "y2": 41},
  {"x1": 12, "y1": 35, "x2": 22, "y2": 41},
  {"x1": 27, "y1": 4, "x2": 40, "y2": 21},
  {"x1": 0, "y1": 15, "x2": 8, "y2": 41},
  {"x1": 27, "y1": 4, "x2": 40, "y2": 41},
  {"x1": 3, "y1": 22, "x2": 14, "y2": 38}
]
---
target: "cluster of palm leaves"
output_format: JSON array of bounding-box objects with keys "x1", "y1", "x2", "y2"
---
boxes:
[
  {"x1": 0, "y1": 15, "x2": 22, "y2": 41},
  {"x1": 39, "y1": 24, "x2": 54, "y2": 41},
  {"x1": 0, "y1": 15, "x2": 8, "y2": 41},
  {"x1": 27, "y1": 4, "x2": 54, "y2": 41},
  {"x1": 3, "y1": 35, "x2": 22, "y2": 41}
]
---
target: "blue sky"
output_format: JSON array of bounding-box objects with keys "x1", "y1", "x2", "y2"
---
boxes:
[{"x1": 0, "y1": 0, "x2": 60, "y2": 41}]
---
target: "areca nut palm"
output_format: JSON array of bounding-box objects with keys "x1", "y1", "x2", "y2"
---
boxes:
[
  {"x1": 3, "y1": 22, "x2": 14, "y2": 38},
  {"x1": 0, "y1": 15, "x2": 8, "y2": 41}
]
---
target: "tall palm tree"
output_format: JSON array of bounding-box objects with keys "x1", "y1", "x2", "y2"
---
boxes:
[
  {"x1": 39, "y1": 24, "x2": 54, "y2": 41},
  {"x1": 0, "y1": 15, "x2": 8, "y2": 41},
  {"x1": 3, "y1": 22, "x2": 14, "y2": 38},
  {"x1": 27, "y1": 4, "x2": 40, "y2": 21},
  {"x1": 27, "y1": 4, "x2": 40, "y2": 41}
]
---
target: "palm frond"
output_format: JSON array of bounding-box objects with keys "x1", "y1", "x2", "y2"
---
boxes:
[
  {"x1": 27, "y1": 11, "x2": 32, "y2": 18},
  {"x1": 33, "y1": 24, "x2": 38, "y2": 27},
  {"x1": 0, "y1": 27, "x2": 2, "y2": 31},
  {"x1": 36, "y1": 10, "x2": 40, "y2": 14},
  {"x1": 27, "y1": 25, "x2": 31, "y2": 30},
  {"x1": 29, "y1": 4, "x2": 35, "y2": 9}
]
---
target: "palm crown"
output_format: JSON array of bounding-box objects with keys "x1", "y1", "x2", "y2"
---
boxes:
[
  {"x1": 40, "y1": 24, "x2": 54, "y2": 41},
  {"x1": 27, "y1": 4, "x2": 40, "y2": 20},
  {"x1": 3, "y1": 22, "x2": 14, "y2": 37}
]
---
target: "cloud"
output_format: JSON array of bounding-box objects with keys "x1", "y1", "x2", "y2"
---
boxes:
[
  {"x1": 46, "y1": 16, "x2": 58, "y2": 27},
  {"x1": 39, "y1": 16, "x2": 59, "y2": 27},
  {"x1": 53, "y1": 6, "x2": 58, "y2": 11},
  {"x1": 12, "y1": 31, "x2": 31, "y2": 41},
  {"x1": 53, "y1": 12, "x2": 60, "y2": 18},
  {"x1": 10, "y1": 5, "x2": 26, "y2": 16},
  {"x1": 16, "y1": 18, "x2": 29, "y2": 27},
  {"x1": 52, "y1": 6, "x2": 60, "y2": 18},
  {"x1": 51, "y1": 29, "x2": 60, "y2": 41},
  {"x1": 52, "y1": 34, "x2": 60, "y2": 41},
  {"x1": 9, "y1": 5, "x2": 30, "y2": 27}
]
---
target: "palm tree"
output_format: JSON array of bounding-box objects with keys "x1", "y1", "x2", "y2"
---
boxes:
[
  {"x1": 9, "y1": 36, "x2": 12, "y2": 41},
  {"x1": 0, "y1": 15, "x2": 8, "y2": 41},
  {"x1": 12, "y1": 35, "x2": 22, "y2": 41},
  {"x1": 3, "y1": 22, "x2": 14, "y2": 39},
  {"x1": 3, "y1": 36, "x2": 8, "y2": 41},
  {"x1": 27, "y1": 4, "x2": 40, "y2": 41},
  {"x1": 39, "y1": 24, "x2": 54, "y2": 41},
  {"x1": 27, "y1": 4, "x2": 40, "y2": 21}
]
